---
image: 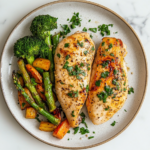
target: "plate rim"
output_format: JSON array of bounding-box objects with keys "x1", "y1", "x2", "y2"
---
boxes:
[{"x1": 0, "y1": 0, "x2": 148, "y2": 149}]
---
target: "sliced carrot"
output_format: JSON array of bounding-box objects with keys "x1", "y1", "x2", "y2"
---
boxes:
[
  {"x1": 53, "y1": 119, "x2": 70, "y2": 139},
  {"x1": 53, "y1": 108, "x2": 61, "y2": 121},
  {"x1": 26, "y1": 64, "x2": 42, "y2": 83},
  {"x1": 18, "y1": 91, "x2": 30, "y2": 110},
  {"x1": 35, "y1": 84, "x2": 46, "y2": 101},
  {"x1": 18, "y1": 76, "x2": 24, "y2": 87},
  {"x1": 33, "y1": 58, "x2": 50, "y2": 71}
]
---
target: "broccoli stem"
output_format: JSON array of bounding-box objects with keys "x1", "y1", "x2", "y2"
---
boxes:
[
  {"x1": 52, "y1": 33, "x2": 60, "y2": 55},
  {"x1": 12, "y1": 72, "x2": 60, "y2": 125},
  {"x1": 26, "y1": 55, "x2": 35, "y2": 65},
  {"x1": 43, "y1": 72, "x2": 56, "y2": 112},
  {"x1": 17, "y1": 59, "x2": 46, "y2": 110}
]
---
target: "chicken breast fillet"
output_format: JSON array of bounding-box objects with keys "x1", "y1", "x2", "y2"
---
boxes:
[
  {"x1": 86, "y1": 37, "x2": 128, "y2": 125},
  {"x1": 54, "y1": 32, "x2": 95, "y2": 127}
]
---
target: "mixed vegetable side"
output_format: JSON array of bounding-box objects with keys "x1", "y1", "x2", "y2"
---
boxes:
[{"x1": 12, "y1": 13, "x2": 134, "y2": 140}]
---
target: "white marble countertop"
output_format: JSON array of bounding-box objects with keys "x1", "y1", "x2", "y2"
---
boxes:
[{"x1": 0, "y1": 0, "x2": 150, "y2": 150}]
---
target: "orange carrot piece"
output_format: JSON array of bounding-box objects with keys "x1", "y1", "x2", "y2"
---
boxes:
[
  {"x1": 39, "y1": 121, "x2": 57, "y2": 132},
  {"x1": 24, "y1": 87, "x2": 35, "y2": 102},
  {"x1": 26, "y1": 64, "x2": 42, "y2": 83},
  {"x1": 18, "y1": 91, "x2": 30, "y2": 110},
  {"x1": 36, "y1": 84, "x2": 46, "y2": 101},
  {"x1": 19, "y1": 76, "x2": 24, "y2": 87},
  {"x1": 53, "y1": 119, "x2": 70, "y2": 139},
  {"x1": 33, "y1": 58, "x2": 50, "y2": 71},
  {"x1": 53, "y1": 108, "x2": 61, "y2": 121}
]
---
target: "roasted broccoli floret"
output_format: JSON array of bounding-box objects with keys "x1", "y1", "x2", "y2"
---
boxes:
[
  {"x1": 14, "y1": 36, "x2": 49, "y2": 65},
  {"x1": 30, "y1": 15, "x2": 58, "y2": 47}
]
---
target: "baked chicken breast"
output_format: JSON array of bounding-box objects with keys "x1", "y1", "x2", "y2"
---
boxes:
[
  {"x1": 86, "y1": 37, "x2": 128, "y2": 125},
  {"x1": 54, "y1": 32, "x2": 95, "y2": 127}
]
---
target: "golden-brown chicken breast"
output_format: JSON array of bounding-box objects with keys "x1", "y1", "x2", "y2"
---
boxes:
[
  {"x1": 54, "y1": 32, "x2": 95, "y2": 127},
  {"x1": 86, "y1": 37, "x2": 128, "y2": 125}
]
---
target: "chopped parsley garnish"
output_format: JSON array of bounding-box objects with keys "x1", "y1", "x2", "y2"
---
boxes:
[
  {"x1": 102, "y1": 42, "x2": 105, "y2": 46},
  {"x1": 103, "y1": 54, "x2": 106, "y2": 57},
  {"x1": 57, "y1": 53, "x2": 61, "y2": 58},
  {"x1": 84, "y1": 50, "x2": 88, "y2": 55},
  {"x1": 105, "y1": 85, "x2": 113, "y2": 95},
  {"x1": 112, "y1": 79, "x2": 119, "y2": 86},
  {"x1": 31, "y1": 78, "x2": 37, "y2": 86},
  {"x1": 60, "y1": 81, "x2": 64, "y2": 84},
  {"x1": 128, "y1": 87, "x2": 134, "y2": 94},
  {"x1": 71, "y1": 110, "x2": 75, "y2": 117},
  {"x1": 124, "y1": 109, "x2": 127, "y2": 112},
  {"x1": 93, "y1": 131, "x2": 95, "y2": 134},
  {"x1": 113, "y1": 69, "x2": 118, "y2": 75},
  {"x1": 105, "y1": 106, "x2": 110, "y2": 111},
  {"x1": 90, "y1": 34, "x2": 93, "y2": 38},
  {"x1": 79, "y1": 127, "x2": 89, "y2": 135},
  {"x1": 81, "y1": 118, "x2": 88, "y2": 128},
  {"x1": 91, "y1": 46, "x2": 95, "y2": 51},
  {"x1": 73, "y1": 127, "x2": 79, "y2": 134},
  {"x1": 110, "y1": 53, "x2": 114, "y2": 57},
  {"x1": 123, "y1": 88, "x2": 127, "y2": 92},
  {"x1": 64, "y1": 43, "x2": 70, "y2": 48},
  {"x1": 67, "y1": 130, "x2": 70, "y2": 133},
  {"x1": 111, "y1": 121, "x2": 116, "y2": 126},
  {"x1": 80, "y1": 63, "x2": 84, "y2": 67},
  {"x1": 109, "y1": 43, "x2": 113, "y2": 49},
  {"x1": 68, "y1": 138, "x2": 70, "y2": 140},
  {"x1": 124, "y1": 82, "x2": 126, "y2": 86},
  {"x1": 65, "y1": 55, "x2": 70, "y2": 60},
  {"x1": 22, "y1": 103, "x2": 25, "y2": 107},
  {"x1": 111, "y1": 59, "x2": 115, "y2": 62},
  {"x1": 88, "y1": 19, "x2": 91, "y2": 22},
  {"x1": 88, "y1": 136, "x2": 94, "y2": 139},
  {"x1": 67, "y1": 18, "x2": 69, "y2": 21},
  {"x1": 86, "y1": 64, "x2": 90, "y2": 71},
  {"x1": 80, "y1": 112, "x2": 86, "y2": 118},
  {"x1": 97, "y1": 91, "x2": 108, "y2": 103},
  {"x1": 102, "y1": 60, "x2": 109, "y2": 68},
  {"x1": 83, "y1": 27, "x2": 87, "y2": 32},
  {"x1": 89, "y1": 28, "x2": 97, "y2": 33},
  {"x1": 114, "y1": 31, "x2": 118, "y2": 34},
  {"x1": 69, "y1": 84, "x2": 73, "y2": 87},
  {"x1": 86, "y1": 85, "x2": 89, "y2": 93},
  {"x1": 60, "y1": 24, "x2": 71, "y2": 37},
  {"x1": 98, "y1": 24, "x2": 113, "y2": 36},
  {"x1": 67, "y1": 90, "x2": 79, "y2": 98},
  {"x1": 101, "y1": 71, "x2": 109, "y2": 78},
  {"x1": 80, "y1": 84, "x2": 84, "y2": 89},
  {"x1": 9, "y1": 64, "x2": 11, "y2": 65},
  {"x1": 63, "y1": 61, "x2": 69, "y2": 69},
  {"x1": 35, "y1": 114, "x2": 41, "y2": 122},
  {"x1": 77, "y1": 40, "x2": 84, "y2": 47},
  {"x1": 105, "y1": 49, "x2": 109, "y2": 52},
  {"x1": 95, "y1": 80, "x2": 102, "y2": 86},
  {"x1": 70, "y1": 12, "x2": 82, "y2": 28}
]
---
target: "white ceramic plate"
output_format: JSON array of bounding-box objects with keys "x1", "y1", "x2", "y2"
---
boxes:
[{"x1": 0, "y1": 0, "x2": 148, "y2": 149}]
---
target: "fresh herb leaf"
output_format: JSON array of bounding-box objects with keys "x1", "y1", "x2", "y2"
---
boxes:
[
  {"x1": 60, "y1": 81, "x2": 64, "y2": 84},
  {"x1": 84, "y1": 50, "x2": 88, "y2": 55},
  {"x1": 105, "y1": 49, "x2": 109, "y2": 52},
  {"x1": 105, "y1": 106, "x2": 110, "y2": 111},
  {"x1": 22, "y1": 103, "x2": 25, "y2": 107},
  {"x1": 103, "y1": 54, "x2": 106, "y2": 56},
  {"x1": 97, "y1": 92, "x2": 108, "y2": 103},
  {"x1": 124, "y1": 82, "x2": 126, "y2": 86},
  {"x1": 73, "y1": 127, "x2": 79, "y2": 134},
  {"x1": 98, "y1": 24, "x2": 113, "y2": 36},
  {"x1": 123, "y1": 88, "x2": 127, "y2": 92},
  {"x1": 104, "y1": 85, "x2": 113, "y2": 96},
  {"x1": 67, "y1": 18, "x2": 69, "y2": 21},
  {"x1": 79, "y1": 127, "x2": 89, "y2": 135},
  {"x1": 101, "y1": 71, "x2": 109, "y2": 78},
  {"x1": 111, "y1": 121, "x2": 116, "y2": 126},
  {"x1": 77, "y1": 40, "x2": 84, "y2": 47},
  {"x1": 88, "y1": 136, "x2": 94, "y2": 139},
  {"x1": 64, "y1": 43, "x2": 70, "y2": 48},
  {"x1": 124, "y1": 109, "x2": 127, "y2": 112},
  {"x1": 102, "y1": 60, "x2": 109, "y2": 68},
  {"x1": 70, "y1": 12, "x2": 82, "y2": 28},
  {"x1": 112, "y1": 79, "x2": 119, "y2": 86},
  {"x1": 95, "y1": 80, "x2": 102, "y2": 86},
  {"x1": 67, "y1": 90, "x2": 79, "y2": 98},
  {"x1": 60, "y1": 24, "x2": 71, "y2": 36},
  {"x1": 63, "y1": 61, "x2": 69, "y2": 69},
  {"x1": 90, "y1": 34, "x2": 93, "y2": 39},
  {"x1": 57, "y1": 53, "x2": 61, "y2": 58},
  {"x1": 93, "y1": 131, "x2": 95, "y2": 134},
  {"x1": 35, "y1": 114, "x2": 41, "y2": 122},
  {"x1": 89, "y1": 28, "x2": 97, "y2": 33},
  {"x1": 31, "y1": 78, "x2": 37, "y2": 86},
  {"x1": 91, "y1": 46, "x2": 95, "y2": 51},
  {"x1": 88, "y1": 19, "x2": 91, "y2": 22},
  {"x1": 128, "y1": 87, "x2": 134, "y2": 94},
  {"x1": 81, "y1": 118, "x2": 88, "y2": 128},
  {"x1": 83, "y1": 27, "x2": 87, "y2": 32},
  {"x1": 102, "y1": 42, "x2": 105, "y2": 46},
  {"x1": 113, "y1": 69, "x2": 118, "y2": 75},
  {"x1": 109, "y1": 43, "x2": 113, "y2": 49},
  {"x1": 67, "y1": 130, "x2": 70, "y2": 133},
  {"x1": 80, "y1": 63, "x2": 84, "y2": 67},
  {"x1": 71, "y1": 110, "x2": 75, "y2": 117},
  {"x1": 80, "y1": 112, "x2": 86, "y2": 118},
  {"x1": 110, "y1": 53, "x2": 114, "y2": 57},
  {"x1": 65, "y1": 55, "x2": 70, "y2": 60},
  {"x1": 86, "y1": 85, "x2": 89, "y2": 93}
]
